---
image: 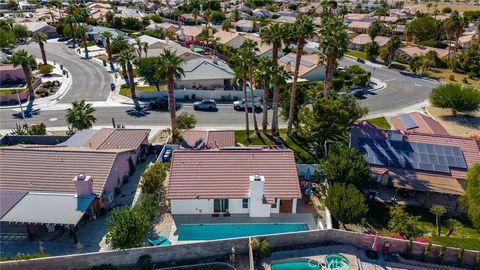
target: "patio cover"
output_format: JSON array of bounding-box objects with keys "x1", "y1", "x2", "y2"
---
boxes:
[
  {"x1": 0, "y1": 190, "x2": 27, "y2": 219},
  {"x1": 390, "y1": 169, "x2": 466, "y2": 195},
  {"x1": 0, "y1": 193, "x2": 95, "y2": 225}
]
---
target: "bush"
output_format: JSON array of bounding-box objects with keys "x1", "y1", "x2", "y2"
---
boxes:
[
  {"x1": 442, "y1": 7, "x2": 452, "y2": 13},
  {"x1": 449, "y1": 75, "x2": 455, "y2": 81},
  {"x1": 438, "y1": 245, "x2": 447, "y2": 263},
  {"x1": 42, "y1": 81, "x2": 54, "y2": 89},
  {"x1": 430, "y1": 83, "x2": 480, "y2": 115},
  {"x1": 421, "y1": 242, "x2": 432, "y2": 261},
  {"x1": 405, "y1": 239, "x2": 413, "y2": 259},
  {"x1": 251, "y1": 238, "x2": 271, "y2": 258},
  {"x1": 35, "y1": 89, "x2": 49, "y2": 97},
  {"x1": 140, "y1": 163, "x2": 167, "y2": 195},
  {"x1": 38, "y1": 64, "x2": 53, "y2": 75},
  {"x1": 457, "y1": 248, "x2": 465, "y2": 266},
  {"x1": 137, "y1": 254, "x2": 153, "y2": 270},
  {"x1": 0, "y1": 253, "x2": 49, "y2": 261},
  {"x1": 177, "y1": 112, "x2": 197, "y2": 130}
]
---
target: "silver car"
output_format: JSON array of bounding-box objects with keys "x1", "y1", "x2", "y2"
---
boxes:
[{"x1": 193, "y1": 99, "x2": 217, "y2": 111}]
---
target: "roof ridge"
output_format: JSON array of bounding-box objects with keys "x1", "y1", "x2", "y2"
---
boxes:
[{"x1": 95, "y1": 129, "x2": 116, "y2": 150}]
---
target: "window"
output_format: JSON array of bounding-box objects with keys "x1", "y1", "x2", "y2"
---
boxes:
[
  {"x1": 214, "y1": 199, "x2": 229, "y2": 213},
  {"x1": 242, "y1": 198, "x2": 249, "y2": 209},
  {"x1": 271, "y1": 199, "x2": 277, "y2": 208}
]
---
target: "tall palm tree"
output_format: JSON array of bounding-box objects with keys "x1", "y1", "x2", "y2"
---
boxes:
[
  {"x1": 254, "y1": 57, "x2": 273, "y2": 133},
  {"x1": 156, "y1": 49, "x2": 185, "y2": 144},
  {"x1": 232, "y1": 50, "x2": 251, "y2": 140},
  {"x1": 101, "y1": 31, "x2": 114, "y2": 71},
  {"x1": 384, "y1": 36, "x2": 401, "y2": 68},
  {"x1": 65, "y1": 15, "x2": 77, "y2": 48},
  {"x1": 318, "y1": 14, "x2": 349, "y2": 98},
  {"x1": 65, "y1": 100, "x2": 97, "y2": 131},
  {"x1": 11, "y1": 50, "x2": 37, "y2": 100},
  {"x1": 444, "y1": 11, "x2": 465, "y2": 63},
  {"x1": 241, "y1": 40, "x2": 260, "y2": 135},
  {"x1": 287, "y1": 14, "x2": 314, "y2": 136},
  {"x1": 260, "y1": 23, "x2": 288, "y2": 136},
  {"x1": 192, "y1": 9, "x2": 199, "y2": 26},
  {"x1": 118, "y1": 50, "x2": 137, "y2": 100},
  {"x1": 134, "y1": 38, "x2": 144, "y2": 58},
  {"x1": 77, "y1": 24, "x2": 89, "y2": 59},
  {"x1": 33, "y1": 32, "x2": 48, "y2": 65},
  {"x1": 142, "y1": 42, "x2": 149, "y2": 57}
]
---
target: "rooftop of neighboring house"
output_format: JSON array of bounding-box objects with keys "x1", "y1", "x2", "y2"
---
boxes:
[
  {"x1": 87, "y1": 26, "x2": 126, "y2": 37},
  {"x1": 166, "y1": 149, "x2": 302, "y2": 203},
  {"x1": 59, "y1": 128, "x2": 150, "y2": 150},
  {"x1": 351, "y1": 34, "x2": 391, "y2": 46},
  {"x1": 181, "y1": 57, "x2": 234, "y2": 81},
  {"x1": 235, "y1": 19, "x2": 254, "y2": 28},
  {"x1": 176, "y1": 25, "x2": 204, "y2": 38},
  {"x1": 180, "y1": 130, "x2": 235, "y2": 150},
  {"x1": 347, "y1": 21, "x2": 372, "y2": 30},
  {"x1": 243, "y1": 34, "x2": 273, "y2": 55},
  {"x1": 278, "y1": 53, "x2": 320, "y2": 77},
  {"x1": 275, "y1": 15, "x2": 297, "y2": 24},
  {"x1": 116, "y1": 6, "x2": 145, "y2": 19},
  {"x1": 399, "y1": 45, "x2": 449, "y2": 59},
  {"x1": 390, "y1": 112, "x2": 449, "y2": 136},
  {"x1": 213, "y1": 30, "x2": 244, "y2": 45},
  {"x1": 344, "y1": 13, "x2": 369, "y2": 21},
  {"x1": 17, "y1": 21, "x2": 53, "y2": 32}
]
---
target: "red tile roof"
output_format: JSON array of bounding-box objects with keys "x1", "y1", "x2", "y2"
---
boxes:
[
  {"x1": 390, "y1": 112, "x2": 449, "y2": 135},
  {"x1": 84, "y1": 128, "x2": 150, "y2": 150},
  {"x1": 166, "y1": 149, "x2": 301, "y2": 203},
  {"x1": 180, "y1": 130, "x2": 235, "y2": 150}
]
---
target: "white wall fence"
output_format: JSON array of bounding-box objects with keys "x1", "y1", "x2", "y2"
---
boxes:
[{"x1": 138, "y1": 89, "x2": 264, "y2": 100}]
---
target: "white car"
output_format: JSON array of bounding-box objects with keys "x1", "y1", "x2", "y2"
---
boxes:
[{"x1": 233, "y1": 99, "x2": 262, "y2": 110}]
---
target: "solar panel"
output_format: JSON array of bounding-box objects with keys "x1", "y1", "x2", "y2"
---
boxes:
[
  {"x1": 419, "y1": 163, "x2": 434, "y2": 171},
  {"x1": 454, "y1": 157, "x2": 467, "y2": 169},
  {"x1": 399, "y1": 115, "x2": 418, "y2": 130},
  {"x1": 434, "y1": 165, "x2": 450, "y2": 173}
]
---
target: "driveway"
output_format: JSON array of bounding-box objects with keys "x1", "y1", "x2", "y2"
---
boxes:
[{"x1": 20, "y1": 42, "x2": 112, "y2": 102}]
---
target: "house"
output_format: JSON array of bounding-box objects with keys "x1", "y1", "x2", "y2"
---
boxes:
[
  {"x1": 176, "y1": 26, "x2": 203, "y2": 42},
  {"x1": 180, "y1": 130, "x2": 235, "y2": 150},
  {"x1": 344, "y1": 13, "x2": 369, "y2": 23},
  {"x1": 166, "y1": 149, "x2": 302, "y2": 217},
  {"x1": 350, "y1": 121, "x2": 480, "y2": 208},
  {"x1": 213, "y1": 30, "x2": 246, "y2": 49},
  {"x1": 116, "y1": 7, "x2": 146, "y2": 19},
  {"x1": 390, "y1": 112, "x2": 449, "y2": 136},
  {"x1": 86, "y1": 2, "x2": 111, "y2": 21},
  {"x1": 235, "y1": 20, "x2": 256, "y2": 33},
  {"x1": 347, "y1": 21, "x2": 372, "y2": 33},
  {"x1": 175, "y1": 57, "x2": 234, "y2": 90},
  {"x1": 278, "y1": 53, "x2": 325, "y2": 81},
  {"x1": 180, "y1": 13, "x2": 205, "y2": 24},
  {"x1": 146, "y1": 22, "x2": 179, "y2": 33},
  {"x1": 458, "y1": 34, "x2": 475, "y2": 47},
  {"x1": 148, "y1": 40, "x2": 203, "y2": 61},
  {"x1": 349, "y1": 34, "x2": 391, "y2": 51},
  {"x1": 275, "y1": 15, "x2": 296, "y2": 24},
  {"x1": 252, "y1": 8, "x2": 272, "y2": 18},
  {"x1": 0, "y1": 64, "x2": 25, "y2": 87},
  {"x1": 128, "y1": 34, "x2": 165, "y2": 49},
  {"x1": 243, "y1": 34, "x2": 284, "y2": 58},
  {"x1": 87, "y1": 26, "x2": 126, "y2": 46},
  {"x1": 18, "y1": 22, "x2": 58, "y2": 38},
  {"x1": 397, "y1": 45, "x2": 449, "y2": 62},
  {"x1": 378, "y1": 16, "x2": 400, "y2": 24}
]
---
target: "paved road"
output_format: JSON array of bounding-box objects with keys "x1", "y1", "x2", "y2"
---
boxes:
[{"x1": 20, "y1": 42, "x2": 112, "y2": 102}]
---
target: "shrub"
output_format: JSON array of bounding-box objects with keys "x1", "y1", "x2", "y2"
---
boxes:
[
  {"x1": 137, "y1": 254, "x2": 153, "y2": 270},
  {"x1": 421, "y1": 242, "x2": 432, "y2": 261},
  {"x1": 438, "y1": 245, "x2": 447, "y2": 264},
  {"x1": 457, "y1": 248, "x2": 465, "y2": 266},
  {"x1": 430, "y1": 83, "x2": 480, "y2": 115},
  {"x1": 462, "y1": 78, "x2": 468, "y2": 84},
  {"x1": 140, "y1": 163, "x2": 167, "y2": 195},
  {"x1": 38, "y1": 64, "x2": 53, "y2": 75},
  {"x1": 442, "y1": 7, "x2": 452, "y2": 13},
  {"x1": 0, "y1": 253, "x2": 49, "y2": 261},
  {"x1": 405, "y1": 239, "x2": 413, "y2": 259},
  {"x1": 42, "y1": 81, "x2": 54, "y2": 89},
  {"x1": 449, "y1": 75, "x2": 455, "y2": 81},
  {"x1": 251, "y1": 238, "x2": 271, "y2": 258},
  {"x1": 176, "y1": 112, "x2": 197, "y2": 130},
  {"x1": 35, "y1": 89, "x2": 49, "y2": 97}
]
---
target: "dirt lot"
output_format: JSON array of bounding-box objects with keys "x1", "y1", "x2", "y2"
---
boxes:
[
  {"x1": 150, "y1": 129, "x2": 170, "y2": 144},
  {"x1": 427, "y1": 106, "x2": 480, "y2": 137}
]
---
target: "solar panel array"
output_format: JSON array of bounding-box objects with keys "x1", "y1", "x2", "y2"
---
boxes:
[
  {"x1": 358, "y1": 138, "x2": 467, "y2": 174},
  {"x1": 399, "y1": 115, "x2": 418, "y2": 130}
]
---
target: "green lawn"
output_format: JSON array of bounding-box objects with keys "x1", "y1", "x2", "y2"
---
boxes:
[
  {"x1": 366, "y1": 116, "x2": 391, "y2": 130},
  {"x1": 119, "y1": 85, "x2": 166, "y2": 96},
  {"x1": 0, "y1": 88, "x2": 26, "y2": 96},
  {"x1": 364, "y1": 201, "x2": 480, "y2": 250},
  {"x1": 346, "y1": 50, "x2": 368, "y2": 60},
  {"x1": 234, "y1": 129, "x2": 315, "y2": 163}
]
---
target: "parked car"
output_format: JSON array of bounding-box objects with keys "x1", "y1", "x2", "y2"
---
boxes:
[
  {"x1": 356, "y1": 58, "x2": 365, "y2": 64},
  {"x1": 349, "y1": 89, "x2": 367, "y2": 98},
  {"x1": 149, "y1": 98, "x2": 168, "y2": 110},
  {"x1": 193, "y1": 99, "x2": 217, "y2": 111},
  {"x1": 110, "y1": 83, "x2": 116, "y2": 91},
  {"x1": 233, "y1": 98, "x2": 262, "y2": 111}
]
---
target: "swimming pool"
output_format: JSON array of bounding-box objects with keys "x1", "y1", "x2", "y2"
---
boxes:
[
  {"x1": 325, "y1": 254, "x2": 350, "y2": 270},
  {"x1": 177, "y1": 223, "x2": 309, "y2": 241},
  {"x1": 271, "y1": 261, "x2": 321, "y2": 270}
]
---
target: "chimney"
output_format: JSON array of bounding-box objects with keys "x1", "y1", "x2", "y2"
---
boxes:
[
  {"x1": 73, "y1": 173, "x2": 94, "y2": 197},
  {"x1": 249, "y1": 174, "x2": 265, "y2": 199}
]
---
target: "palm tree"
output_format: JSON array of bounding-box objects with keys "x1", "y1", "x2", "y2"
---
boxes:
[
  {"x1": 241, "y1": 40, "x2": 260, "y2": 135},
  {"x1": 33, "y1": 32, "x2": 48, "y2": 65},
  {"x1": 11, "y1": 50, "x2": 37, "y2": 100},
  {"x1": 287, "y1": 14, "x2": 314, "y2": 136},
  {"x1": 77, "y1": 25, "x2": 89, "y2": 59},
  {"x1": 254, "y1": 57, "x2": 273, "y2": 133},
  {"x1": 192, "y1": 9, "x2": 199, "y2": 26},
  {"x1": 101, "y1": 31, "x2": 114, "y2": 71},
  {"x1": 232, "y1": 49, "x2": 251, "y2": 140},
  {"x1": 65, "y1": 15, "x2": 77, "y2": 48},
  {"x1": 368, "y1": 19, "x2": 383, "y2": 42},
  {"x1": 156, "y1": 49, "x2": 185, "y2": 144},
  {"x1": 426, "y1": 3, "x2": 432, "y2": 14},
  {"x1": 384, "y1": 36, "x2": 401, "y2": 68},
  {"x1": 430, "y1": 205, "x2": 447, "y2": 236},
  {"x1": 444, "y1": 11, "x2": 465, "y2": 63},
  {"x1": 318, "y1": 14, "x2": 349, "y2": 98},
  {"x1": 260, "y1": 23, "x2": 288, "y2": 136},
  {"x1": 118, "y1": 50, "x2": 137, "y2": 100},
  {"x1": 142, "y1": 42, "x2": 149, "y2": 57},
  {"x1": 65, "y1": 100, "x2": 97, "y2": 131},
  {"x1": 134, "y1": 38, "x2": 144, "y2": 58}
]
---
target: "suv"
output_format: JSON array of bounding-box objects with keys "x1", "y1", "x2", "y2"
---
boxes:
[
  {"x1": 193, "y1": 99, "x2": 217, "y2": 111},
  {"x1": 233, "y1": 98, "x2": 262, "y2": 111},
  {"x1": 149, "y1": 98, "x2": 168, "y2": 110},
  {"x1": 349, "y1": 89, "x2": 367, "y2": 98}
]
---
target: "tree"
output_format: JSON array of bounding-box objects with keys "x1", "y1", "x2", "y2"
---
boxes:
[
  {"x1": 232, "y1": 47, "x2": 251, "y2": 140},
  {"x1": 65, "y1": 15, "x2": 77, "y2": 48},
  {"x1": 222, "y1": 19, "x2": 231, "y2": 31},
  {"x1": 444, "y1": 11, "x2": 465, "y2": 63},
  {"x1": 287, "y1": 14, "x2": 315, "y2": 136},
  {"x1": 176, "y1": 112, "x2": 197, "y2": 130},
  {"x1": 365, "y1": 41, "x2": 379, "y2": 61},
  {"x1": 118, "y1": 50, "x2": 137, "y2": 100},
  {"x1": 430, "y1": 205, "x2": 447, "y2": 236},
  {"x1": 11, "y1": 50, "x2": 37, "y2": 100},
  {"x1": 405, "y1": 16, "x2": 438, "y2": 43},
  {"x1": 12, "y1": 24, "x2": 28, "y2": 42},
  {"x1": 260, "y1": 23, "x2": 289, "y2": 136},
  {"x1": 241, "y1": 39, "x2": 260, "y2": 135},
  {"x1": 111, "y1": 35, "x2": 129, "y2": 54},
  {"x1": 280, "y1": 82, "x2": 319, "y2": 131},
  {"x1": 325, "y1": 183, "x2": 368, "y2": 229},
  {"x1": 388, "y1": 204, "x2": 423, "y2": 239},
  {"x1": 298, "y1": 97, "x2": 367, "y2": 157},
  {"x1": 318, "y1": 14, "x2": 349, "y2": 98},
  {"x1": 136, "y1": 57, "x2": 163, "y2": 91},
  {"x1": 430, "y1": 84, "x2": 480, "y2": 115},
  {"x1": 76, "y1": 25, "x2": 89, "y2": 59},
  {"x1": 156, "y1": 49, "x2": 185, "y2": 144},
  {"x1": 254, "y1": 57, "x2": 273, "y2": 133},
  {"x1": 321, "y1": 143, "x2": 370, "y2": 189},
  {"x1": 140, "y1": 162, "x2": 167, "y2": 195},
  {"x1": 368, "y1": 19, "x2": 383, "y2": 41},
  {"x1": 33, "y1": 33, "x2": 48, "y2": 65},
  {"x1": 383, "y1": 36, "x2": 401, "y2": 68},
  {"x1": 65, "y1": 100, "x2": 96, "y2": 131},
  {"x1": 460, "y1": 163, "x2": 480, "y2": 229},
  {"x1": 450, "y1": 43, "x2": 480, "y2": 77},
  {"x1": 0, "y1": 28, "x2": 16, "y2": 49},
  {"x1": 101, "y1": 31, "x2": 114, "y2": 71},
  {"x1": 409, "y1": 55, "x2": 422, "y2": 75}
]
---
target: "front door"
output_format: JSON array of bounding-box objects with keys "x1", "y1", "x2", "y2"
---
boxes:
[
  {"x1": 279, "y1": 199, "x2": 293, "y2": 213},
  {"x1": 213, "y1": 199, "x2": 229, "y2": 213}
]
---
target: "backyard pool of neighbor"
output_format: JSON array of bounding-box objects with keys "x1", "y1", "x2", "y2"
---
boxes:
[
  {"x1": 271, "y1": 261, "x2": 321, "y2": 270},
  {"x1": 177, "y1": 223, "x2": 309, "y2": 241}
]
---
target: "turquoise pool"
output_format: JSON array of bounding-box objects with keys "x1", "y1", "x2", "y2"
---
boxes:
[
  {"x1": 177, "y1": 223, "x2": 308, "y2": 241},
  {"x1": 271, "y1": 261, "x2": 321, "y2": 270},
  {"x1": 325, "y1": 254, "x2": 350, "y2": 270}
]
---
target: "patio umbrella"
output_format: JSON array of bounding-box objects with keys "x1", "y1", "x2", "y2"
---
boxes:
[{"x1": 305, "y1": 167, "x2": 311, "y2": 180}]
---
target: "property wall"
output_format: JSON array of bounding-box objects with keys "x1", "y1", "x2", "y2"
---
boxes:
[
  {"x1": 175, "y1": 79, "x2": 226, "y2": 90},
  {"x1": 170, "y1": 199, "x2": 213, "y2": 214},
  {"x1": 0, "y1": 66, "x2": 24, "y2": 81},
  {"x1": 138, "y1": 89, "x2": 264, "y2": 100}
]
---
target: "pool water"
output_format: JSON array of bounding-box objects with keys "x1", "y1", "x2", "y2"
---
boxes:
[
  {"x1": 177, "y1": 223, "x2": 308, "y2": 241},
  {"x1": 271, "y1": 261, "x2": 321, "y2": 270},
  {"x1": 325, "y1": 254, "x2": 350, "y2": 270}
]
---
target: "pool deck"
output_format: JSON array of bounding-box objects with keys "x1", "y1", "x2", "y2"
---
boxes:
[{"x1": 169, "y1": 213, "x2": 316, "y2": 243}]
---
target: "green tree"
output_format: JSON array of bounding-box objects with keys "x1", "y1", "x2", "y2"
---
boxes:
[
  {"x1": 280, "y1": 82, "x2": 320, "y2": 131},
  {"x1": 325, "y1": 183, "x2": 368, "y2": 229},
  {"x1": 444, "y1": 11, "x2": 465, "y2": 63},
  {"x1": 111, "y1": 35, "x2": 129, "y2": 54},
  {"x1": 318, "y1": 14, "x2": 350, "y2": 98},
  {"x1": 65, "y1": 100, "x2": 97, "y2": 131},
  {"x1": 450, "y1": 43, "x2": 480, "y2": 77},
  {"x1": 405, "y1": 16, "x2": 438, "y2": 43},
  {"x1": 430, "y1": 205, "x2": 447, "y2": 236},
  {"x1": 12, "y1": 24, "x2": 28, "y2": 42},
  {"x1": 388, "y1": 204, "x2": 423, "y2": 239},
  {"x1": 140, "y1": 162, "x2": 167, "y2": 195},
  {"x1": 460, "y1": 163, "x2": 480, "y2": 229},
  {"x1": 430, "y1": 84, "x2": 480, "y2": 115},
  {"x1": 297, "y1": 97, "x2": 367, "y2": 157},
  {"x1": 0, "y1": 28, "x2": 16, "y2": 49},
  {"x1": 254, "y1": 57, "x2": 273, "y2": 133},
  {"x1": 156, "y1": 49, "x2": 185, "y2": 144},
  {"x1": 382, "y1": 36, "x2": 401, "y2": 68},
  {"x1": 365, "y1": 41, "x2": 379, "y2": 61},
  {"x1": 232, "y1": 46, "x2": 251, "y2": 140},
  {"x1": 11, "y1": 50, "x2": 37, "y2": 100},
  {"x1": 76, "y1": 25, "x2": 89, "y2": 59},
  {"x1": 176, "y1": 112, "x2": 197, "y2": 130},
  {"x1": 65, "y1": 15, "x2": 77, "y2": 48},
  {"x1": 287, "y1": 14, "x2": 315, "y2": 136},
  {"x1": 136, "y1": 57, "x2": 163, "y2": 91},
  {"x1": 118, "y1": 50, "x2": 137, "y2": 100},
  {"x1": 368, "y1": 19, "x2": 383, "y2": 41},
  {"x1": 33, "y1": 32, "x2": 48, "y2": 65},
  {"x1": 101, "y1": 31, "x2": 114, "y2": 72},
  {"x1": 409, "y1": 55, "x2": 422, "y2": 75}
]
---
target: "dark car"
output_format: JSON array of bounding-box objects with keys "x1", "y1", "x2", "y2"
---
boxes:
[
  {"x1": 356, "y1": 58, "x2": 365, "y2": 64},
  {"x1": 110, "y1": 83, "x2": 116, "y2": 91},
  {"x1": 349, "y1": 89, "x2": 366, "y2": 98},
  {"x1": 149, "y1": 98, "x2": 168, "y2": 110}
]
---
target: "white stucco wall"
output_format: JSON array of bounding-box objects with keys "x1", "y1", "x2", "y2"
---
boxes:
[
  {"x1": 228, "y1": 199, "x2": 250, "y2": 214},
  {"x1": 170, "y1": 199, "x2": 213, "y2": 214}
]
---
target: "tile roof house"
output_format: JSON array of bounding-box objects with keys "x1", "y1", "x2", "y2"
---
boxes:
[
  {"x1": 175, "y1": 57, "x2": 234, "y2": 90},
  {"x1": 235, "y1": 20, "x2": 256, "y2": 32},
  {"x1": 176, "y1": 26, "x2": 204, "y2": 42},
  {"x1": 278, "y1": 53, "x2": 325, "y2": 81},
  {"x1": 344, "y1": 13, "x2": 369, "y2": 23},
  {"x1": 180, "y1": 130, "x2": 235, "y2": 150},
  {"x1": 18, "y1": 22, "x2": 58, "y2": 38},
  {"x1": 347, "y1": 21, "x2": 372, "y2": 33},
  {"x1": 390, "y1": 112, "x2": 449, "y2": 136},
  {"x1": 349, "y1": 34, "x2": 391, "y2": 51},
  {"x1": 213, "y1": 30, "x2": 247, "y2": 49},
  {"x1": 166, "y1": 149, "x2": 302, "y2": 217},
  {"x1": 243, "y1": 34, "x2": 283, "y2": 57},
  {"x1": 397, "y1": 45, "x2": 449, "y2": 62}
]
